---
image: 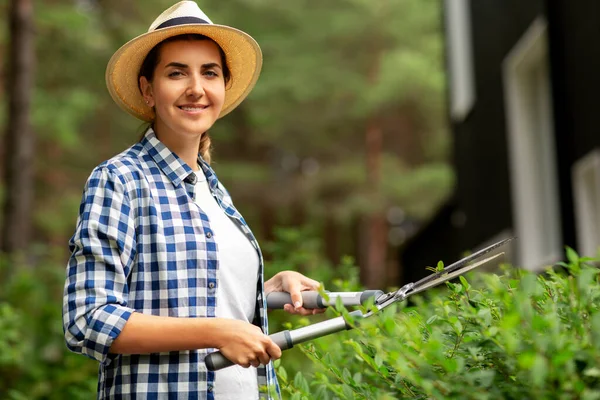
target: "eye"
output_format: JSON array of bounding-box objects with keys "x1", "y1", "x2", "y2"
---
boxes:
[
  {"x1": 203, "y1": 70, "x2": 219, "y2": 78},
  {"x1": 168, "y1": 70, "x2": 184, "y2": 78}
]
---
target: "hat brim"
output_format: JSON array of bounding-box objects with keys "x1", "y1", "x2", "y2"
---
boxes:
[{"x1": 106, "y1": 24, "x2": 262, "y2": 122}]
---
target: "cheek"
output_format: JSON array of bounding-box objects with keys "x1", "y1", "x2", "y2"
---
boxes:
[
  {"x1": 213, "y1": 86, "x2": 226, "y2": 107},
  {"x1": 153, "y1": 82, "x2": 180, "y2": 107}
]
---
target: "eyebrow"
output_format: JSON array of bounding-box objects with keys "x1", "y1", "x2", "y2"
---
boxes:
[{"x1": 164, "y1": 62, "x2": 222, "y2": 70}]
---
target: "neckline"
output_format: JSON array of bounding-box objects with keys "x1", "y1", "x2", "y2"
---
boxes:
[{"x1": 194, "y1": 168, "x2": 207, "y2": 182}]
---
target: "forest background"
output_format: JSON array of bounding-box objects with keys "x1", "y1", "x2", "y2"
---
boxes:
[{"x1": 0, "y1": 0, "x2": 453, "y2": 397}]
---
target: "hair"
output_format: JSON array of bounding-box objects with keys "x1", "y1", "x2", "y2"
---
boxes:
[{"x1": 138, "y1": 34, "x2": 231, "y2": 164}]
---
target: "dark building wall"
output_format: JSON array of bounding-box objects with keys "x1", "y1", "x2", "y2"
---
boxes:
[
  {"x1": 454, "y1": 0, "x2": 544, "y2": 248},
  {"x1": 546, "y1": 0, "x2": 600, "y2": 249},
  {"x1": 400, "y1": 199, "x2": 461, "y2": 283},
  {"x1": 402, "y1": 0, "x2": 544, "y2": 282},
  {"x1": 547, "y1": 0, "x2": 600, "y2": 161},
  {"x1": 402, "y1": 0, "x2": 600, "y2": 282}
]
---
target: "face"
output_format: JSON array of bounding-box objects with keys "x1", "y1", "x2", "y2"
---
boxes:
[{"x1": 140, "y1": 40, "x2": 226, "y2": 141}]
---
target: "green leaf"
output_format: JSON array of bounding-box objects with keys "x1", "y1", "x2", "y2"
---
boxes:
[
  {"x1": 383, "y1": 316, "x2": 396, "y2": 334},
  {"x1": 278, "y1": 365, "x2": 288, "y2": 383},
  {"x1": 294, "y1": 372, "x2": 310, "y2": 394},
  {"x1": 436, "y1": 260, "x2": 444, "y2": 272},
  {"x1": 450, "y1": 282, "x2": 464, "y2": 294},
  {"x1": 342, "y1": 383, "x2": 354, "y2": 399},
  {"x1": 342, "y1": 368, "x2": 353, "y2": 384},
  {"x1": 453, "y1": 319, "x2": 463, "y2": 334},
  {"x1": 468, "y1": 370, "x2": 495, "y2": 387},
  {"x1": 477, "y1": 308, "x2": 492, "y2": 325},
  {"x1": 519, "y1": 274, "x2": 541, "y2": 296},
  {"x1": 566, "y1": 246, "x2": 580, "y2": 264},
  {"x1": 459, "y1": 276, "x2": 471, "y2": 291}
]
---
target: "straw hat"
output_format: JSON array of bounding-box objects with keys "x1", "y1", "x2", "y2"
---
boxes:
[{"x1": 105, "y1": 1, "x2": 262, "y2": 121}]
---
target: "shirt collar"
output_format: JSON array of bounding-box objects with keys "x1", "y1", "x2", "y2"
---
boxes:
[
  {"x1": 141, "y1": 128, "x2": 194, "y2": 187},
  {"x1": 198, "y1": 155, "x2": 219, "y2": 191},
  {"x1": 141, "y1": 128, "x2": 219, "y2": 188}
]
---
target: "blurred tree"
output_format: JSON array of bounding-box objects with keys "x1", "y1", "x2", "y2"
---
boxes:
[
  {"x1": 1, "y1": 0, "x2": 35, "y2": 259},
  {"x1": 32, "y1": 0, "x2": 116, "y2": 250},
  {"x1": 0, "y1": 0, "x2": 451, "y2": 287}
]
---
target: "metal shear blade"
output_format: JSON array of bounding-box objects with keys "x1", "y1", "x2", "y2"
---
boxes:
[
  {"x1": 368, "y1": 253, "x2": 504, "y2": 317},
  {"x1": 367, "y1": 237, "x2": 514, "y2": 316}
]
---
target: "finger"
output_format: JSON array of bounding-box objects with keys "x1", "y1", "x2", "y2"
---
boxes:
[
  {"x1": 300, "y1": 277, "x2": 321, "y2": 290},
  {"x1": 284, "y1": 303, "x2": 325, "y2": 315},
  {"x1": 287, "y1": 282, "x2": 303, "y2": 310},
  {"x1": 283, "y1": 304, "x2": 297, "y2": 314},
  {"x1": 266, "y1": 340, "x2": 282, "y2": 360},
  {"x1": 294, "y1": 307, "x2": 319, "y2": 316},
  {"x1": 257, "y1": 351, "x2": 270, "y2": 366}
]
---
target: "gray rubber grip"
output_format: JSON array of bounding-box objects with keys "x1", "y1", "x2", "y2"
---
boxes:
[
  {"x1": 270, "y1": 330, "x2": 294, "y2": 350},
  {"x1": 205, "y1": 330, "x2": 293, "y2": 371},
  {"x1": 205, "y1": 350, "x2": 233, "y2": 371},
  {"x1": 266, "y1": 291, "x2": 325, "y2": 309},
  {"x1": 205, "y1": 308, "x2": 367, "y2": 371},
  {"x1": 267, "y1": 290, "x2": 384, "y2": 309}
]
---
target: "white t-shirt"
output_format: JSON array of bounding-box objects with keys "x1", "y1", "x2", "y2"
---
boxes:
[{"x1": 194, "y1": 170, "x2": 260, "y2": 400}]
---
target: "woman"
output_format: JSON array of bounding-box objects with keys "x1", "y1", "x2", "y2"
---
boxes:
[{"x1": 62, "y1": 2, "x2": 322, "y2": 399}]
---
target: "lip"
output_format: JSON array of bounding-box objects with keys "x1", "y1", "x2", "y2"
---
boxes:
[{"x1": 177, "y1": 104, "x2": 209, "y2": 114}]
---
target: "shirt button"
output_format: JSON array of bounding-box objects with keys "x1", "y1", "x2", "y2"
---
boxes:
[
  {"x1": 184, "y1": 173, "x2": 197, "y2": 185},
  {"x1": 206, "y1": 232, "x2": 213, "y2": 238},
  {"x1": 208, "y1": 282, "x2": 215, "y2": 289}
]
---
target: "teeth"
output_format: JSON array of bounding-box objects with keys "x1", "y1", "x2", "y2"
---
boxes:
[{"x1": 181, "y1": 106, "x2": 204, "y2": 111}]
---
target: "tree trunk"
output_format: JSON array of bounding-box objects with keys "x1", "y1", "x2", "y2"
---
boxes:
[
  {"x1": 1, "y1": 0, "x2": 35, "y2": 256},
  {"x1": 361, "y1": 32, "x2": 388, "y2": 289},
  {"x1": 362, "y1": 117, "x2": 388, "y2": 289}
]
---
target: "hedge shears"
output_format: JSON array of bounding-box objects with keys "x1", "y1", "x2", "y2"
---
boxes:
[{"x1": 205, "y1": 237, "x2": 513, "y2": 371}]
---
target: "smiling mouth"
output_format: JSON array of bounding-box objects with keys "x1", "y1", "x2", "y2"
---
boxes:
[{"x1": 178, "y1": 105, "x2": 209, "y2": 112}]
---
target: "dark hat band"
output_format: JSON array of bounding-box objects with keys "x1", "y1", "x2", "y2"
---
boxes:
[{"x1": 155, "y1": 16, "x2": 209, "y2": 30}]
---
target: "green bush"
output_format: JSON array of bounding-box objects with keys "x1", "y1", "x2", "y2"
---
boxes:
[
  {"x1": 2, "y1": 234, "x2": 600, "y2": 400},
  {"x1": 277, "y1": 248, "x2": 600, "y2": 400},
  {"x1": 0, "y1": 253, "x2": 97, "y2": 399}
]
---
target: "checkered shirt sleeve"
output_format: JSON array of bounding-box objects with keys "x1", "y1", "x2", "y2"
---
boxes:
[{"x1": 63, "y1": 166, "x2": 136, "y2": 364}]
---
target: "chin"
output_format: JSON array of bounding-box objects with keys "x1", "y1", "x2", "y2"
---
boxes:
[{"x1": 181, "y1": 123, "x2": 213, "y2": 136}]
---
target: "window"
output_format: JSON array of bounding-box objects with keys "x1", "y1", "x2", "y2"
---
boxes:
[
  {"x1": 502, "y1": 17, "x2": 562, "y2": 271},
  {"x1": 444, "y1": 0, "x2": 475, "y2": 121},
  {"x1": 573, "y1": 149, "x2": 600, "y2": 258}
]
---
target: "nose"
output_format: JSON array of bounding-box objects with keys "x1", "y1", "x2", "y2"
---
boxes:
[{"x1": 186, "y1": 75, "x2": 205, "y2": 99}]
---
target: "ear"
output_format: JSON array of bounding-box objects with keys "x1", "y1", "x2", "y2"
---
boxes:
[{"x1": 139, "y1": 76, "x2": 155, "y2": 108}]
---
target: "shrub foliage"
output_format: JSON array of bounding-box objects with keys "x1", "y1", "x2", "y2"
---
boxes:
[
  {"x1": 277, "y1": 248, "x2": 600, "y2": 399},
  {"x1": 1, "y1": 234, "x2": 599, "y2": 399}
]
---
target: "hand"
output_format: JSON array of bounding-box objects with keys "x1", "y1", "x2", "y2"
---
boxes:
[
  {"x1": 214, "y1": 319, "x2": 281, "y2": 368},
  {"x1": 264, "y1": 271, "x2": 326, "y2": 316}
]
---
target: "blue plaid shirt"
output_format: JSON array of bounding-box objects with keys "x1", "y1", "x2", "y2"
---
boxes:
[{"x1": 63, "y1": 128, "x2": 280, "y2": 399}]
